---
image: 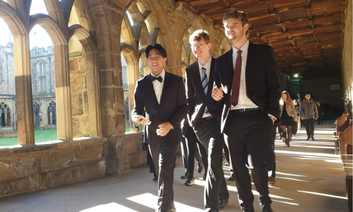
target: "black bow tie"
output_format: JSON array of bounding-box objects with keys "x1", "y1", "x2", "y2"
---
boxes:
[{"x1": 150, "y1": 76, "x2": 163, "y2": 82}]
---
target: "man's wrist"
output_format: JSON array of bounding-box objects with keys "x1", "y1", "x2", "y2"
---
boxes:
[{"x1": 268, "y1": 114, "x2": 277, "y2": 121}]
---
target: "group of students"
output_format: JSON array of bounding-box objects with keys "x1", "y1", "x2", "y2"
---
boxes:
[{"x1": 132, "y1": 10, "x2": 281, "y2": 212}]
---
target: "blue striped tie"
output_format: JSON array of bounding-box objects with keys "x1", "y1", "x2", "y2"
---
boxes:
[{"x1": 201, "y1": 67, "x2": 208, "y2": 114}]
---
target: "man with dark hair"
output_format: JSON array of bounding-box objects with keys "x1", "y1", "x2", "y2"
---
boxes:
[
  {"x1": 300, "y1": 93, "x2": 318, "y2": 141},
  {"x1": 212, "y1": 10, "x2": 281, "y2": 212},
  {"x1": 185, "y1": 29, "x2": 229, "y2": 211},
  {"x1": 132, "y1": 44, "x2": 187, "y2": 212}
]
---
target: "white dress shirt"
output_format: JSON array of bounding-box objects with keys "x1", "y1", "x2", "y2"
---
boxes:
[
  {"x1": 151, "y1": 70, "x2": 165, "y2": 104},
  {"x1": 198, "y1": 57, "x2": 212, "y2": 118},
  {"x1": 230, "y1": 40, "x2": 258, "y2": 110}
]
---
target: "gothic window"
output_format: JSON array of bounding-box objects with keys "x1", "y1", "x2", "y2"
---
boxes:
[
  {"x1": 0, "y1": 103, "x2": 10, "y2": 127},
  {"x1": 33, "y1": 103, "x2": 40, "y2": 126},
  {"x1": 47, "y1": 101, "x2": 56, "y2": 125},
  {"x1": 38, "y1": 62, "x2": 47, "y2": 92}
]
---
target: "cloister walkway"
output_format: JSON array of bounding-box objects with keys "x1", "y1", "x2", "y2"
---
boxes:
[{"x1": 0, "y1": 121, "x2": 349, "y2": 212}]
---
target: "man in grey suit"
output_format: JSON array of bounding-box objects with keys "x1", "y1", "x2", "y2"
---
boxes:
[{"x1": 132, "y1": 44, "x2": 187, "y2": 212}]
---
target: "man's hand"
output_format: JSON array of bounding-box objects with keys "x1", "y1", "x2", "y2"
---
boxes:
[
  {"x1": 301, "y1": 117, "x2": 303, "y2": 120},
  {"x1": 212, "y1": 86, "x2": 223, "y2": 101},
  {"x1": 156, "y1": 122, "x2": 173, "y2": 137},
  {"x1": 294, "y1": 117, "x2": 297, "y2": 122},
  {"x1": 269, "y1": 116, "x2": 275, "y2": 125},
  {"x1": 315, "y1": 118, "x2": 318, "y2": 120},
  {"x1": 133, "y1": 115, "x2": 149, "y2": 125}
]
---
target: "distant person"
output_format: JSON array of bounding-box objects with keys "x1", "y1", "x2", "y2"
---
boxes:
[
  {"x1": 279, "y1": 91, "x2": 297, "y2": 147},
  {"x1": 300, "y1": 93, "x2": 318, "y2": 141}
]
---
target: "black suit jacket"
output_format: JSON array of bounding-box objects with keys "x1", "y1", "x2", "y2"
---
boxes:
[
  {"x1": 214, "y1": 42, "x2": 281, "y2": 132},
  {"x1": 185, "y1": 57, "x2": 223, "y2": 128},
  {"x1": 132, "y1": 71, "x2": 187, "y2": 146}
]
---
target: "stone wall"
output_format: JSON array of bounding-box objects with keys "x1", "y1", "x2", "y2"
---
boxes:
[{"x1": 0, "y1": 132, "x2": 147, "y2": 198}]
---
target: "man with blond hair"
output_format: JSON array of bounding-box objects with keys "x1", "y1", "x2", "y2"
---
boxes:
[{"x1": 185, "y1": 29, "x2": 229, "y2": 211}]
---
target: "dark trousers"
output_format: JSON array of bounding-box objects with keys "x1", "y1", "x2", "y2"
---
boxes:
[
  {"x1": 195, "y1": 118, "x2": 229, "y2": 212},
  {"x1": 267, "y1": 123, "x2": 277, "y2": 177},
  {"x1": 149, "y1": 138, "x2": 178, "y2": 212},
  {"x1": 304, "y1": 118, "x2": 315, "y2": 137},
  {"x1": 185, "y1": 126, "x2": 207, "y2": 179},
  {"x1": 224, "y1": 110, "x2": 272, "y2": 212}
]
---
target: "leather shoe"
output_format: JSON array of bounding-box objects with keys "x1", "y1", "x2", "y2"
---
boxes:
[
  {"x1": 197, "y1": 162, "x2": 204, "y2": 173},
  {"x1": 180, "y1": 173, "x2": 189, "y2": 179},
  {"x1": 228, "y1": 173, "x2": 235, "y2": 181},
  {"x1": 152, "y1": 175, "x2": 158, "y2": 182},
  {"x1": 311, "y1": 136, "x2": 315, "y2": 141},
  {"x1": 306, "y1": 136, "x2": 310, "y2": 140},
  {"x1": 219, "y1": 199, "x2": 228, "y2": 209},
  {"x1": 260, "y1": 204, "x2": 273, "y2": 212},
  {"x1": 184, "y1": 178, "x2": 194, "y2": 186}
]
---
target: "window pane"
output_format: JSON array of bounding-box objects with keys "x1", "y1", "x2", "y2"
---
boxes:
[
  {"x1": 0, "y1": 17, "x2": 17, "y2": 146},
  {"x1": 29, "y1": 0, "x2": 48, "y2": 15},
  {"x1": 29, "y1": 25, "x2": 56, "y2": 143}
]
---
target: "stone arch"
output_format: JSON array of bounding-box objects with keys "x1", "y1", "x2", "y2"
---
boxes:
[
  {"x1": 137, "y1": 23, "x2": 151, "y2": 49},
  {"x1": 39, "y1": 0, "x2": 66, "y2": 31},
  {"x1": 68, "y1": 24, "x2": 102, "y2": 136},
  {"x1": 138, "y1": 49, "x2": 150, "y2": 76},
  {"x1": 121, "y1": 18, "x2": 135, "y2": 48},
  {"x1": 121, "y1": 42, "x2": 139, "y2": 131},
  {"x1": 0, "y1": 2, "x2": 26, "y2": 37},
  {"x1": 70, "y1": 0, "x2": 94, "y2": 32}
]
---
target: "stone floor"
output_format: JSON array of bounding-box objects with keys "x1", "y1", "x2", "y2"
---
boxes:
[{"x1": 0, "y1": 121, "x2": 349, "y2": 212}]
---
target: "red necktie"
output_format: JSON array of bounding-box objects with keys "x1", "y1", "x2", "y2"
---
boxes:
[{"x1": 230, "y1": 50, "x2": 242, "y2": 106}]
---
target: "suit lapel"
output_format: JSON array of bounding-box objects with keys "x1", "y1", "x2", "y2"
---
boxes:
[
  {"x1": 245, "y1": 42, "x2": 254, "y2": 85},
  {"x1": 160, "y1": 71, "x2": 170, "y2": 106},
  {"x1": 192, "y1": 63, "x2": 205, "y2": 97},
  {"x1": 145, "y1": 74, "x2": 159, "y2": 107}
]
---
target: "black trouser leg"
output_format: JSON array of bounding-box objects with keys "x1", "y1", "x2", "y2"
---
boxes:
[
  {"x1": 224, "y1": 111, "x2": 272, "y2": 212},
  {"x1": 185, "y1": 126, "x2": 198, "y2": 178},
  {"x1": 195, "y1": 118, "x2": 229, "y2": 212}
]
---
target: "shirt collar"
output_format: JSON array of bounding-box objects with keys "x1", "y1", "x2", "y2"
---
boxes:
[
  {"x1": 198, "y1": 56, "x2": 212, "y2": 70},
  {"x1": 232, "y1": 40, "x2": 249, "y2": 55},
  {"x1": 151, "y1": 69, "x2": 165, "y2": 79}
]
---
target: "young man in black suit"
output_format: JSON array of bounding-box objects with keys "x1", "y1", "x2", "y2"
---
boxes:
[
  {"x1": 132, "y1": 44, "x2": 187, "y2": 212},
  {"x1": 212, "y1": 10, "x2": 281, "y2": 212},
  {"x1": 185, "y1": 30, "x2": 229, "y2": 211}
]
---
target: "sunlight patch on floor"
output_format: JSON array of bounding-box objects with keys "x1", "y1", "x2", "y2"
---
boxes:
[
  {"x1": 80, "y1": 202, "x2": 138, "y2": 212},
  {"x1": 297, "y1": 190, "x2": 347, "y2": 200},
  {"x1": 127, "y1": 193, "x2": 204, "y2": 212}
]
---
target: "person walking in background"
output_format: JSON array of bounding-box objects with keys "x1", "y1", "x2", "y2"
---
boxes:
[
  {"x1": 212, "y1": 10, "x2": 281, "y2": 212},
  {"x1": 300, "y1": 93, "x2": 318, "y2": 141},
  {"x1": 279, "y1": 91, "x2": 297, "y2": 147},
  {"x1": 132, "y1": 44, "x2": 187, "y2": 212}
]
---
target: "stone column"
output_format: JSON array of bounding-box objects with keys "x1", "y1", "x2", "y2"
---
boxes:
[
  {"x1": 54, "y1": 43, "x2": 73, "y2": 141},
  {"x1": 13, "y1": 34, "x2": 35, "y2": 145}
]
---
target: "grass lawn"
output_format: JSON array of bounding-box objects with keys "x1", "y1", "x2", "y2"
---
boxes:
[{"x1": 0, "y1": 129, "x2": 57, "y2": 147}]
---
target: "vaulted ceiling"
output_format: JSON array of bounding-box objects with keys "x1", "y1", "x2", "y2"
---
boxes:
[{"x1": 178, "y1": 0, "x2": 348, "y2": 79}]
